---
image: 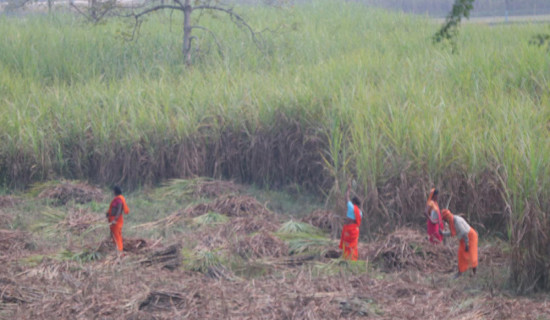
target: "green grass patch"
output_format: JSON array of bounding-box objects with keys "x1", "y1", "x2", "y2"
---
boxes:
[
  {"x1": 192, "y1": 212, "x2": 229, "y2": 226},
  {"x1": 277, "y1": 220, "x2": 323, "y2": 235}
]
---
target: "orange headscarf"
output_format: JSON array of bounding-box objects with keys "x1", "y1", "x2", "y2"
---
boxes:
[{"x1": 441, "y1": 209, "x2": 456, "y2": 236}]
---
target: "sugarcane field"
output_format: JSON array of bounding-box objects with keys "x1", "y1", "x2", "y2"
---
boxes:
[{"x1": 1, "y1": 0, "x2": 550, "y2": 319}]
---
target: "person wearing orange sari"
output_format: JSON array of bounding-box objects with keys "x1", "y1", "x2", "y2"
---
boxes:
[
  {"x1": 339, "y1": 182, "x2": 363, "y2": 261},
  {"x1": 106, "y1": 186, "x2": 130, "y2": 254},
  {"x1": 425, "y1": 188, "x2": 443, "y2": 244},
  {"x1": 441, "y1": 209, "x2": 478, "y2": 277}
]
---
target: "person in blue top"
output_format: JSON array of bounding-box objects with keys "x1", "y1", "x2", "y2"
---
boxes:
[{"x1": 339, "y1": 182, "x2": 363, "y2": 260}]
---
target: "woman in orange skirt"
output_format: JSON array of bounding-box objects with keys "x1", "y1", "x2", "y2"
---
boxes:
[
  {"x1": 441, "y1": 209, "x2": 478, "y2": 277},
  {"x1": 339, "y1": 182, "x2": 362, "y2": 261}
]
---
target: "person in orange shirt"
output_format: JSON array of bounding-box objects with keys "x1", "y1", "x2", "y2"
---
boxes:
[
  {"x1": 106, "y1": 186, "x2": 130, "y2": 255},
  {"x1": 339, "y1": 182, "x2": 363, "y2": 261},
  {"x1": 441, "y1": 209, "x2": 478, "y2": 278}
]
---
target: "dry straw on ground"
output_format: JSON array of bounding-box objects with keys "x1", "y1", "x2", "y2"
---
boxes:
[
  {"x1": 36, "y1": 181, "x2": 104, "y2": 205},
  {"x1": 60, "y1": 208, "x2": 104, "y2": 233},
  {"x1": 0, "y1": 195, "x2": 19, "y2": 208},
  {"x1": 0, "y1": 229, "x2": 28, "y2": 256},
  {"x1": 139, "y1": 195, "x2": 275, "y2": 230},
  {"x1": 302, "y1": 209, "x2": 343, "y2": 239},
  {"x1": 0, "y1": 224, "x2": 548, "y2": 319},
  {"x1": 368, "y1": 228, "x2": 456, "y2": 273},
  {"x1": 233, "y1": 231, "x2": 289, "y2": 259}
]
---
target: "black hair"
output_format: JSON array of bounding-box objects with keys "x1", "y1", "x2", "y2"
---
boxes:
[
  {"x1": 352, "y1": 196, "x2": 361, "y2": 207},
  {"x1": 113, "y1": 186, "x2": 122, "y2": 195},
  {"x1": 433, "y1": 189, "x2": 439, "y2": 197}
]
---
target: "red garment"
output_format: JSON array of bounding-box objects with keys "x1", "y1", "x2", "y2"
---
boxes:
[
  {"x1": 426, "y1": 188, "x2": 443, "y2": 244},
  {"x1": 107, "y1": 195, "x2": 130, "y2": 252},
  {"x1": 339, "y1": 204, "x2": 362, "y2": 261},
  {"x1": 427, "y1": 220, "x2": 442, "y2": 243}
]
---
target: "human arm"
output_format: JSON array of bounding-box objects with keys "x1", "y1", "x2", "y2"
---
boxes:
[
  {"x1": 346, "y1": 182, "x2": 351, "y2": 203},
  {"x1": 462, "y1": 233, "x2": 469, "y2": 251}
]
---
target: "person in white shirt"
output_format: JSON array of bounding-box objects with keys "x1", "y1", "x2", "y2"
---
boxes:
[{"x1": 441, "y1": 209, "x2": 478, "y2": 277}]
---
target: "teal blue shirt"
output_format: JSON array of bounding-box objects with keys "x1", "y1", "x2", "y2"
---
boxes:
[{"x1": 346, "y1": 201, "x2": 362, "y2": 220}]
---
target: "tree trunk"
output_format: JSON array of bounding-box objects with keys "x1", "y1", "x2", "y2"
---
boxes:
[{"x1": 183, "y1": 0, "x2": 192, "y2": 65}]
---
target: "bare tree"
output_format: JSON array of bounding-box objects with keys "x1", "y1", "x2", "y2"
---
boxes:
[{"x1": 73, "y1": 0, "x2": 264, "y2": 65}]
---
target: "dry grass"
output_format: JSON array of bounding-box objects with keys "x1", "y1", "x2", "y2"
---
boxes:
[
  {"x1": 302, "y1": 209, "x2": 343, "y2": 239},
  {"x1": 139, "y1": 195, "x2": 275, "y2": 231},
  {"x1": 1, "y1": 214, "x2": 549, "y2": 319},
  {"x1": 34, "y1": 181, "x2": 104, "y2": 205},
  {"x1": 3, "y1": 258, "x2": 548, "y2": 320},
  {"x1": 140, "y1": 243, "x2": 183, "y2": 270},
  {"x1": 0, "y1": 229, "x2": 29, "y2": 255},
  {"x1": 0, "y1": 210, "x2": 13, "y2": 228},
  {"x1": 368, "y1": 228, "x2": 456, "y2": 273},
  {"x1": 60, "y1": 208, "x2": 104, "y2": 233},
  {"x1": 156, "y1": 178, "x2": 242, "y2": 201},
  {"x1": 233, "y1": 231, "x2": 289, "y2": 259},
  {"x1": 0, "y1": 195, "x2": 19, "y2": 208},
  {"x1": 1, "y1": 181, "x2": 548, "y2": 318}
]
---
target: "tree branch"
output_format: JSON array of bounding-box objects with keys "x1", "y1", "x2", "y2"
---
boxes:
[
  {"x1": 191, "y1": 25, "x2": 225, "y2": 58},
  {"x1": 130, "y1": 5, "x2": 184, "y2": 19},
  {"x1": 193, "y1": 5, "x2": 264, "y2": 52},
  {"x1": 70, "y1": 0, "x2": 119, "y2": 23}
]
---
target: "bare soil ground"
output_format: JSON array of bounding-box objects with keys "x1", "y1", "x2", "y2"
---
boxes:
[{"x1": 0, "y1": 180, "x2": 548, "y2": 319}]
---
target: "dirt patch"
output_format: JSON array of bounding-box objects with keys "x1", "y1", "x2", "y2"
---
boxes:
[
  {"x1": 302, "y1": 209, "x2": 343, "y2": 239},
  {"x1": 368, "y1": 228, "x2": 455, "y2": 273},
  {"x1": 37, "y1": 181, "x2": 104, "y2": 205}
]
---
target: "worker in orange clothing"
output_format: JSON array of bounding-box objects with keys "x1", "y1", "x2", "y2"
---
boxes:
[
  {"x1": 441, "y1": 209, "x2": 478, "y2": 277},
  {"x1": 106, "y1": 186, "x2": 130, "y2": 255},
  {"x1": 339, "y1": 182, "x2": 363, "y2": 261}
]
